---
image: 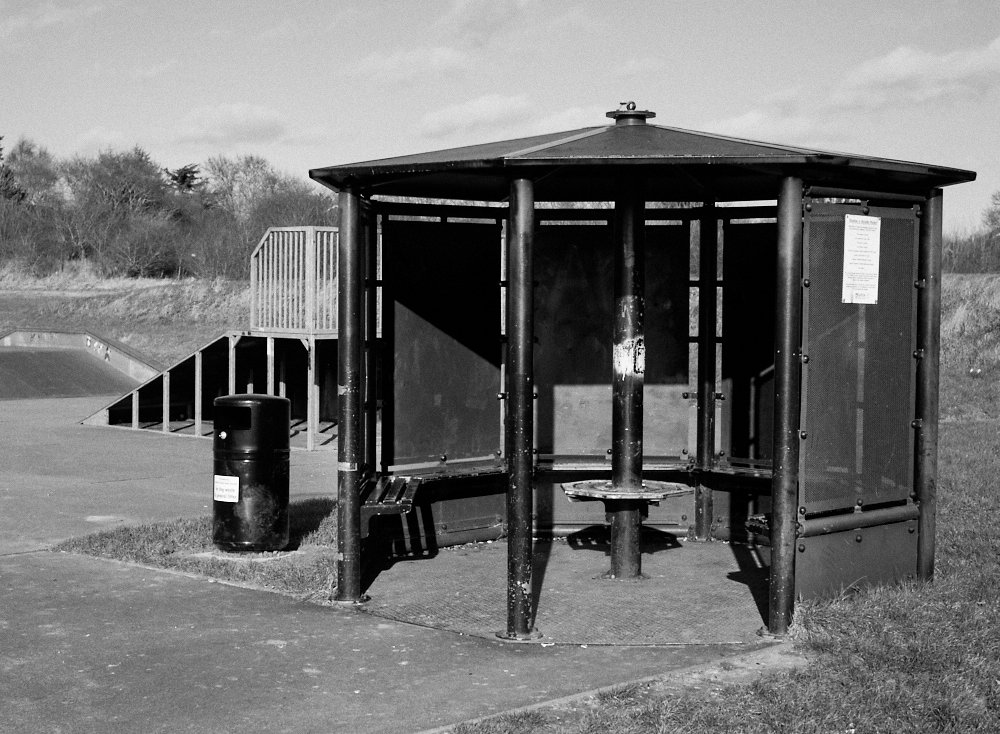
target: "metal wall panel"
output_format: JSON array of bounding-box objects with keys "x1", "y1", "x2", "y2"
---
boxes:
[
  {"x1": 382, "y1": 221, "x2": 503, "y2": 466},
  {"x1": 721, "y1": 222, "x2": 777, "y2": 463},
  {"x1": 800, "y1": 203, "x2": 919, "y2": 514},
  {"x1": 533, "y1": 221, "x2": 689, "y2": 457},
  {"x1": 795, "y1": 520, "x2": 918, "y2": 599}
]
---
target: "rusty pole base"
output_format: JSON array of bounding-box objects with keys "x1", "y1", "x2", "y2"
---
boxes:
[{"x1": 495, "y1": 629, "x2": 544, "y2": 642}]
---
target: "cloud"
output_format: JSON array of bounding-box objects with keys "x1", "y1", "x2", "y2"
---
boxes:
[
  {"x1": 352, "y1": 45, "x2": 470, "y2": 83},
  {"x1": 438, "y1": 0, "x2": 532, "y2": 49},
  {"x1": 175, "y1": 104, "x2": 288, "y2": 147},
  {"x1": 418, "y1": 94, "x2": 535, "y2": 139},
  {"x1": 130, "y1": 58, "x2": 179, "y2": 80},
  {"x1": 707, "y1": 35, "x2": 1000, "y2": 149},
  {"x1": 0, "y1": 1, "x2": 104, "y2": 41},
  {"x1": 72, "y1": 125, "x2": 133, "y2": 155},
  {"x1": 831, "y1": 35, "x2": 1000, "y2": 111}
]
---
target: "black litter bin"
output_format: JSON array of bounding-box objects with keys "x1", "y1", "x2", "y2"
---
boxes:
[{"x1": 212, "y1": 394, "x2": 290, "y2": 551}]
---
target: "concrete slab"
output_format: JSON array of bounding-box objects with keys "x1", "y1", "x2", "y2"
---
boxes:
[{"x1": 364, "y1": 536, "x2": 768, "y2": 645}]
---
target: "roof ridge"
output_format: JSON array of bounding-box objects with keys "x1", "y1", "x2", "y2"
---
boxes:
[{"x1": 505, "y1": 127, "x2": 606, "y2": 158}]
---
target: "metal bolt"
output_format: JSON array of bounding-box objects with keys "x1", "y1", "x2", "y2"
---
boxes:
[
  {"x1": 802, "y1": 278, "x2": 811, "y2": 288},
  {"x1": 801, "y1": 354, "x2": 810, "y2": 364},
  {"x1": 798, "y1": 544, "x2": 806, "y2": 553},
  {"x1": 799, "y1": 506, "x2": 807, "y2": 515},
  {"x1": 799, "y1": 431, "x2": 808, "y2": 440},
  {"x1": 440, "y1": 454, "x2": 448, "y2": 462},
  {"x1": 805, "y1": 203, "x2": 812, "y2": 212},
  {"x1": 855, "y1": 534, "x2": 863, "y2": 543}
]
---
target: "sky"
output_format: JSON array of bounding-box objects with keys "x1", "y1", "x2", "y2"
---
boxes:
[{"x1": 2, "y1": 0, "x2": 998, "y2": 234}]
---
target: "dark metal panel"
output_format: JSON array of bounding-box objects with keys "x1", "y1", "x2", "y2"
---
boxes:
[
  {"x1": 794, "y1": 520, "x2": 918, "y2": 599},
  {"x1": 800, "y1": 203, "x2": 919, "y2": 514},
  {"x1": 533, "y1": 221, "x2": 689, "y2": 458},
  {"x1": 721, "y1": 221, "x2": 778, "y2": 463},
  {"x1": 382, "y1": 220, "x2": 502, "y2": 467}
]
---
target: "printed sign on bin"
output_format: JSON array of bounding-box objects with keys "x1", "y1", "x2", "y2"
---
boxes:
[{"x1": 213, "y1": 474, "x2": 240, "y2": 503}]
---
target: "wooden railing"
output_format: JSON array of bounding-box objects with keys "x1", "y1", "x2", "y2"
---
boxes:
[{"x1": 249, "y1": 227, "x2": 338, "y2": 335}]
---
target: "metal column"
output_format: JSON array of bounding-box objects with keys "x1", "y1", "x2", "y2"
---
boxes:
[
  {"x1": 695, "y1": 204, "x2": 718, "y2": 540},
  {"x1": 608, "y1": 180, "x2": 645, "y2": 579},
  {"x1": 335, "y1": 187, "x2": 365, "y2": 603},
  {"x1": 504, "y1": 177, "x2": 536, "y2": 639},
  {"x1": 916, "y1": 189, "x2": 943, "y2": 581},
  {"x1": 768, "y1": 176, "x2": 804, "y2": 634}
]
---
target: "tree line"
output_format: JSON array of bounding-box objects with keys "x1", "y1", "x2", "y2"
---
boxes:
[
  {"x1": 2, "y1": 134, "x2": 998, "y2": 277},
  {"x1": 0, "y1": 136, "x2": 337, "y2": 279}
]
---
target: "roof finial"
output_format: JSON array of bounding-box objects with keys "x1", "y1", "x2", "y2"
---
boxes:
[{"x1": 607, "y1": 102, "x2": 655, "y2": 125}]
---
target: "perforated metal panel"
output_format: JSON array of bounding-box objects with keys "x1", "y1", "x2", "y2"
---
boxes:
[{"x1": 800, "y1": 203, "x2": 919, "y2": 514}]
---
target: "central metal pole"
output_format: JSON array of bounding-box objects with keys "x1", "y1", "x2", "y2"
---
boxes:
[
  {"x1": 504, "y1": 177, "x2": 536, "y2": 638},
  {"x1": 608, "y1": 179, "x2": 645, "y2": 579}
]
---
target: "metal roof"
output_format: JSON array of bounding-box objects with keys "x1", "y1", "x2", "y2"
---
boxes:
[{"x1": 309, "y1": 107, "x2": 976, "y2": 201}]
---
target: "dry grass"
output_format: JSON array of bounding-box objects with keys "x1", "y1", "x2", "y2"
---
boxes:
[{"x1": 0, "y1": 264, "x2": 247, "y2": 367}]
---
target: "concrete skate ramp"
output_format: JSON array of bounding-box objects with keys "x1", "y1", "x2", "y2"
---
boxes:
[{"x1": 0, "y1": 347, "x2": 142, "y2": 399}]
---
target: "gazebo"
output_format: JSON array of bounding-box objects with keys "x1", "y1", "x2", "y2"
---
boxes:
[{"x1": 309, "y1": 103, "x2": 975, "y2": 638}]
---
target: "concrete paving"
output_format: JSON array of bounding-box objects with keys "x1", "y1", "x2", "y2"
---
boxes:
[{"x1": 1, "y1": 395, "x2": 780, "y2": 733}]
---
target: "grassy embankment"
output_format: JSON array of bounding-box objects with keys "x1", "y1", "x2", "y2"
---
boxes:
[
  {"x1": 15, "y1": 269, "x2": 1000, "y2": 732},
  {"x1": 0, "y1": 262, "x2": 247, "y2": 367}
]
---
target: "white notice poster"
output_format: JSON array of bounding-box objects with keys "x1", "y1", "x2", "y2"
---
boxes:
[
  {"x1": 213, "y1": 474, "x2": 240, "y2": 503},
  {"x1": 842, "y1": 214, "x2": 881, "y2": 305}
]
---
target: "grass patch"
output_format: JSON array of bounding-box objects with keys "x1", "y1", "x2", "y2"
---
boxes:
[{"x1": 54, "y1": 498, "x2": 340, "y2": 602}]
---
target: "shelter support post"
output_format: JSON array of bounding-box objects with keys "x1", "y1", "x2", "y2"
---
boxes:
[
  {"x1": 608, "y1": 180, "x2": 646, "y2": 579},
  {"x1": 916, "y1": 189, "x2": 943, "y2": 581},
  {"x1": 768, "y1": 176, "x2": 804, "y2": 634},
  {"x1": 695, "y1": 203, "x2": 718, "y2": 540},
  {"x1": 194, "y1": 350, "x2": 202, "y2": 436},
  {"x1": 504, "y1": 177, "x2": 536, "y2": 639},
  {"x1": 335, "y1": 186, "x2": 365, "y2": 603},
  {"x1": 365, "y1": 218, "x2": 379, "y2": 474}
]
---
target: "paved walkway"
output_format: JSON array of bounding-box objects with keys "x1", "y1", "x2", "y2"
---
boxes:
[{"x1": 1, "y1": 395, "x2": 782, "y2": 733}]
